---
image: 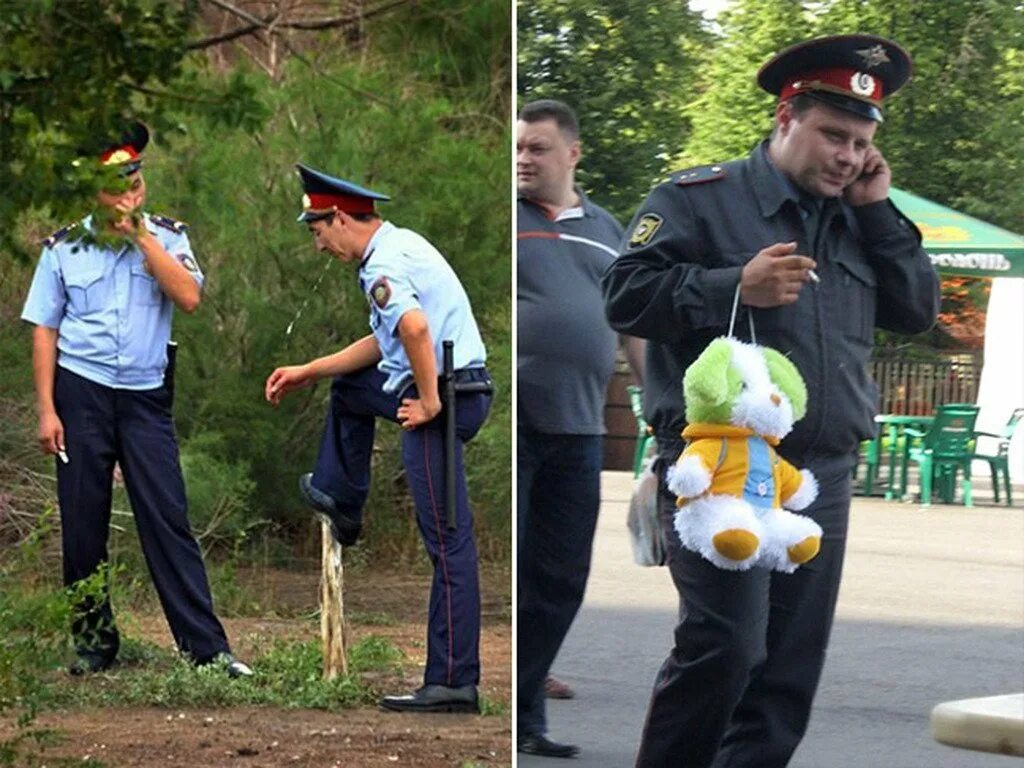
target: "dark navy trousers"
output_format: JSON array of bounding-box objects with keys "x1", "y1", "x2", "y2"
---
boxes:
[
  {"x1": 517, "y1": 427, "x2": 603, "y2": 736},
  {"x1": 311, "y1": 365, "x2": 491, "y2": 688},
  {"x1": 635, "y1": 452, "x2": 854, "y2": 768},
  {"x1": 53, "y1": 367, "x2": 230, "y2": 664}
]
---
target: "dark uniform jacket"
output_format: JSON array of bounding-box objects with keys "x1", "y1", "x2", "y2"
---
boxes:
[{"x1": 603, "y1": 142, "x2": 940, "y2": 463}]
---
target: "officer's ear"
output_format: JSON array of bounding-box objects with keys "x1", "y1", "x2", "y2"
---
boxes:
[{"x1": 775, "y1": 100, "x2": 796, "y2": 136}]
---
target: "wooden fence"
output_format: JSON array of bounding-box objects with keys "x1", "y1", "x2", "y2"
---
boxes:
[{"x1": 870, "y1": 354, "x2": 982, "y2": 416}]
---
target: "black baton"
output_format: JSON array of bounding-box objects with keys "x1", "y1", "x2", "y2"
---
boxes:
[
  {"x1": 164, "y1": 340, "x2": 178, "y2": 407},
  {"x1": 441, "y1": 340, "x2": 493, "y2": 530}
]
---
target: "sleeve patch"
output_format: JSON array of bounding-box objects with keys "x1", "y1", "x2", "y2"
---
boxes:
[
  {"x1": 629, "y1": 214, "x2": 663, "y2": 248},
  {"x1": 370, "y1": 276, "x2": 392, "y2": 308},
  {"x1": 178, "y1": 254, "x2": 199, "y2": 273}
]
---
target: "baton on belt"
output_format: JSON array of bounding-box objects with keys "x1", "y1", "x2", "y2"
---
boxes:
[
  {"x1": 164, "y1": 340, "x2": 178, "y2": 406},
  {"x1": 441, "y1": 340, "x2": 493, "y2": 530}
]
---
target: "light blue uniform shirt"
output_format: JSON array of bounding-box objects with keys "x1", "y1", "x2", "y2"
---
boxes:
[
  {"x1": 20, "y1": 214, "x2": 204, "y2": 390},
  {"x1": 359, "y1": 221, "x2": 486, "y2": 394}
]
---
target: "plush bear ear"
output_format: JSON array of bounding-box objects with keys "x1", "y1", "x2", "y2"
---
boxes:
[
  {"x1": 762, "y1": 347, "x2": 807, "y2": 420},
  {"x1": 684, "y1": 338, "x2": 734, "y2": 408}
]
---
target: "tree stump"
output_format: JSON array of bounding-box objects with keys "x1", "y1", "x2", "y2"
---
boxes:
[{"x1": 320, "y1": 520, "x2": 348, "y2": 678}]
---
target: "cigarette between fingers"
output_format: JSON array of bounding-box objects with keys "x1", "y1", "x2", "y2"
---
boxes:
[
  {"x1": 58, "y1": 449, "x2": 69, "y2": 464},
  {"x1": 808, "y1": 269, "x2": 820, "y2": 283}
]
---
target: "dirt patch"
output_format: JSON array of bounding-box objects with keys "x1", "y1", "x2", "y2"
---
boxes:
[{"x1": 1, "y1": 567, "x2": 511, "y2": 767}]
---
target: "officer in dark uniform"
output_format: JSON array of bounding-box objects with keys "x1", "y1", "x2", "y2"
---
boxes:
[
  {"x1": 265, "y1": 164, "x2": 492, "y2": 713},
  {"x1": 21, "y1": 122, "x2": 251, "y2": 678},
  {"x1": 603, "y1": 36, "x2": 940, "y2": 767}
]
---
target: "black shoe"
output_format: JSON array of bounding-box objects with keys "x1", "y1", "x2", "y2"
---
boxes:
[
  {"x1": 68, "y1": 653, "x2": 116, "y2": 676},
  {"x1": 198, "y1": 652, "x2": 254, "y2": 678},
  {"x1": 379, "y1": 684, "x2": 479, "y2": 713},
  {"x1": 298, "y1": 473, "x2": 362, "y2": 546},
  {"x1": 518, "y1": 733, "x2": 580, "y2": 758}
]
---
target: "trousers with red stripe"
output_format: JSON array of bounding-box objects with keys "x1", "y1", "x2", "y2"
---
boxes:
[{"x1": 311, "y1": 365, "x2": 491, "y2": 687}]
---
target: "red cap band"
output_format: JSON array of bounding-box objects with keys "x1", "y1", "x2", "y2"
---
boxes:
[
  {"x1": 780, "y1": 67, "x2": 883, "y2": 104},
  {"x1": 304, "y1": 192, "x2": 376, "y2": 215}
]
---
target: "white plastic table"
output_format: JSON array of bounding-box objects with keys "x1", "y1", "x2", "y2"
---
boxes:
[{"x1": 931, "y1": 693, "x2": 1024, "y2": 757}]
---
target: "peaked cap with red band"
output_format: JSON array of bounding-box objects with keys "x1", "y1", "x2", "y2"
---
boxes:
[
  {"x1": 94, "y1": 121, "x2": 149, "y2": 176},
  {"x1": 295, "y1": 163, "x2": 390, "y2": 222},
  {"x1": 758, "y1": 34, "x2": 912, "y2": 123}
]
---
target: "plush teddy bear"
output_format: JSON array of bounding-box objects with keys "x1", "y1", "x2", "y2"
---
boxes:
[{"x1": 666, "y1": 337, "x2": 821, "y2": 573}]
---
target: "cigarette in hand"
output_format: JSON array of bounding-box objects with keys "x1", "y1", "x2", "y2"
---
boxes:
[
  {"x1": 808, "y1": 269, "x2": 820, "y2": 283},
  {"x1": 58, "y1": 449, "x2": 69, "y2": 464}
]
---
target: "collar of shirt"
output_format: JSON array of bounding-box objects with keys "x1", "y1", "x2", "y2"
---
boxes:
[
  {"x1": 360, "y1": 220, "x2": 394, "y2": 267},
  {"x1": 79, "y1": 212, "x2": 165, "y2": 247},
  {"x1": 519, "y1": 186, "x2": 598, "y2": 220}
]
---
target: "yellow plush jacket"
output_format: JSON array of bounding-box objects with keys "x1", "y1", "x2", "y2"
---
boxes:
[{"x1": 676, "y1": 423, "x2": 803, "y2": 508}]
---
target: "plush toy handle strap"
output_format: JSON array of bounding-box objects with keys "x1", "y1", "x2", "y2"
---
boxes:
[{"x1": 728, "y1": 282, "x2": 757, "y2": 344}]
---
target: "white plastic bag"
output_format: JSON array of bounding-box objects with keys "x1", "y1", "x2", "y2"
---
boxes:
[{"x1": 627, "y1": 461, "x2": 666, "y2": 567}]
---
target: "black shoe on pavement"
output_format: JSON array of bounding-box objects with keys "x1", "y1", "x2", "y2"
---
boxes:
[
  {"x1": 68, "y1": 653, "x2": 116, "y2": 677},
  {"x1": 517, "y1": 733, "x2": 580, "y2": 759},
  {"x1": 298, "y1": 473, "x2": 362, "y2": 546},
  {"x1": 379, "y1": 684, "x2": 479, "y2": 713}
]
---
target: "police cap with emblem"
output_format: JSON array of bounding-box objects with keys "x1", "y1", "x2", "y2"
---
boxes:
[
  {"x1": 88, "y1": 121, "x2": 150, "y2": 176},
  {"x1": 758, "y1": 34, "x2": 912, "y2": 123},
  {"x1": 295, "y1": 163, "x2": 390, "y2": 223}
]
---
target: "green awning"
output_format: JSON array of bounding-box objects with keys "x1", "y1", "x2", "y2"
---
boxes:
[{"x1": 889, "y1": 188, "x2": 1024, "y2": 279}]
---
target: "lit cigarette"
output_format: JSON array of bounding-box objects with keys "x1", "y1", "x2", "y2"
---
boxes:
[
  {"x1": 58, "y1": 449, "x2": 69, "y2": 464},
  {"x1": 808, "y1": 269, "x2": 820, "y2": 283}
]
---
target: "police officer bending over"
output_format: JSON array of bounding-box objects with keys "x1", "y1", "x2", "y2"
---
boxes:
[
  {"x1": 21, "y1": 122, "x2": 252, "y2": 678},
  {"x1": 603, "y1": 36, "x2": 939, "y2": 767},
  {"x1": 265, "y1": 165, "x2": 492, "y2": 713}
]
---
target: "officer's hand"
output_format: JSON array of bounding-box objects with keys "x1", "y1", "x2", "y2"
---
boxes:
[
  {"x1": 844, "y1": 146, "x2": 891, "y2": 207},
  {"x1": 397, "y1": 397, "x2": 442, "y2": 430},
  {"x1": 37, "y1": 411, "x2": 65, "y2": 456},
  {"x1": 740, "y1": 242, "x2": 817, "y2": 308},
  {"x1": 111, "y1": 196, "x2": 145, "y2": 238},
  {"x1": 265, "y1": 365, "x2": 313, "y2": 405}
]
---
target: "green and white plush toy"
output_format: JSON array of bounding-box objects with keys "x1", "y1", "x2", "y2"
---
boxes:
[{"x1": 666, "y1": 337, "x2": 822, "y2": 572}]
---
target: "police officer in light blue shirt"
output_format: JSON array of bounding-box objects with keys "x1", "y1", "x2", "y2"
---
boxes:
[
  {"x1": 21, "y1": 122, "x2": 250, "y2": 679},
  {"x1": 265, "y1": 164, "x2": 491, "y2": 714}
]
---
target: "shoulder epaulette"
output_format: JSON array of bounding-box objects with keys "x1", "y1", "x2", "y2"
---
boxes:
[
  {"x1": 148, "y1": 214, "x2": 188, "y2": 234},
  {"x1": 41, "y1": 221, "x2": 81, "y2": 249},
  {"x1": 673, "y1": 164, "x2": 727, "y2": 187}
]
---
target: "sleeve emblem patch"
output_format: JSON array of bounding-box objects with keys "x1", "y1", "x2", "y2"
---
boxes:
[
  {"x1": 629, "y1": 214, "x2": 663, "y2": 248},
  {"x1": 178, "y1": 254, "x2": 200, "y2": 273},
  {"x1": 370, "y1": 276, "x2": 392, "y2": 308}
]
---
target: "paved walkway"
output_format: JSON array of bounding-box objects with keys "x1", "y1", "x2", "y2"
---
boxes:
[{"x1": 520, "y1": 471, "x2": 1024, "y2": 768}]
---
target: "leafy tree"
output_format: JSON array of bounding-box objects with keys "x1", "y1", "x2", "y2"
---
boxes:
[
  {"x1": 517, "y1": 0, "x2": 710, "y2": 222},
  {"x1": 0, "y1": 0, "x2": 265, "y2": 258}
]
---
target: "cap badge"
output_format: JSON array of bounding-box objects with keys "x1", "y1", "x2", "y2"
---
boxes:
[
  {"x1": 301, "y1": 193, "x2": 312, "y2": 210},
  {"x1": 856, "y1": 44, "x2": 891, "y2": 69},
  {"x1": 103, "y1": 149, "x2": 132, "y2": 166},
  {"x1": 850, "y1": 72, "x2": 877, "y2": 97}
]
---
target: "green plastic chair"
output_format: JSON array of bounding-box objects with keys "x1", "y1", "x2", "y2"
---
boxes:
[
  {"x1": 626, "y1": 384, "x2": 654, "y2": 478},
  {"x1": 970, "y1": 408, "x2": 1023, "y2": 507},
  {"x1": 901, "y1": 404, "x2": 980, "y2": 506}
]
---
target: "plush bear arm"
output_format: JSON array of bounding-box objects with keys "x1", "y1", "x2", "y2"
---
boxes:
[
  {"x1": 781, "y1": 463, "x2": 819, "y2": 511},
  {"x1": 666, "y1": 440, "x2": 717, "y2": 498}
]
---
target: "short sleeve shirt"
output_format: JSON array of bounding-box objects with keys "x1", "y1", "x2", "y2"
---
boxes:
[
  {"x1": 358, "y1": 221, "x2": 487, "y2": 394},
  {"x1": 20, "y1": 214, "x2": 203, "y2": 390},
  {"x1": 517, "y1": 190, "x2": 623, "y2": 434}
]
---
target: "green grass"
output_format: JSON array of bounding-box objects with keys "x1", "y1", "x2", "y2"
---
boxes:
[{"x1": 53, "y1": 634, "x2": 405, "y2": 712}]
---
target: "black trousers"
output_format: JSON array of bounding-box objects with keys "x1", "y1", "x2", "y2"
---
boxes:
[
  {"x1": 635, "y1": 452, "x2": 854, "y2": 768},
  {"x1": 517, "y1": 427, "x2": 603, "y2": 736},
  {"x1": 54, "y1": 367, "x2": 230, "y2": 664}
]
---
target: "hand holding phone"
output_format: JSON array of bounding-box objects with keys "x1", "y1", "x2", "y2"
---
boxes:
[{"x1": 845, "y1": 145, "x2": 891, "y2": 207}]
